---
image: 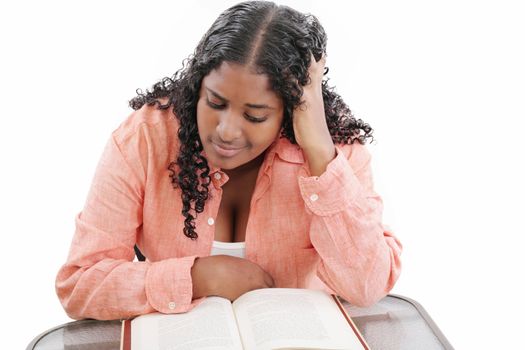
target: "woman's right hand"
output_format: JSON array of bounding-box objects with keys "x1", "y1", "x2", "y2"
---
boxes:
[{"x1": 191, "y1": 255, "x2": 275, "y2": 301}]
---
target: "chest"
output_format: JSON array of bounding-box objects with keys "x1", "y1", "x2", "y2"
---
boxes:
[
  {"x1": 214, "y1": 180, "x2": 253, "y2": 242},
  {"x1": 141, "y1": 158, "x2": 313, "y2": 261}
]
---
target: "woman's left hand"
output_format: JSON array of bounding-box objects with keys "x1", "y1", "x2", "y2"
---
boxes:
[{"x1": 292, "y1": 53, "x2": 336, "y2": 176}]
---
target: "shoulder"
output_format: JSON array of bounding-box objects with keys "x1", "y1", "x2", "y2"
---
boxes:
[
  {"x1": 338, "y1": 140, "x2": 371, "y2": 160},
  {"x1": 112, "y1": 98, "x2": 179, "y2": 146},
  {"x1": 272, "y1": 137, "x2": 372, "y2": 168},
  {"x1": 336, "y1": 140, "x2": 373, "y2": 172},
  {"x1": 104, "y1": 99, "x2": 181, "y2": 178}
]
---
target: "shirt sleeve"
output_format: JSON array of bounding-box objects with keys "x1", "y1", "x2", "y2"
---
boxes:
[
  {"x1": 297, "y1": 143, "x2": 402, "y2": 307},
  {"x1": 55, "y1": 128, "x2": 204, "y2": 320}
]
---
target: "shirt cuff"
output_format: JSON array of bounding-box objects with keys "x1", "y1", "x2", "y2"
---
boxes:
[
  {"x1": 298, "y1": 146, "x2": 364, "y2": 216},
  {"x1": 145, "y1": 255, "x2": 202, "y2": 313}
]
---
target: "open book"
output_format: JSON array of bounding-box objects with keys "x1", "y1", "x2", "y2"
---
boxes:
[{"x1": 121, "y1": 288, "x2": 369, "y2": 350}]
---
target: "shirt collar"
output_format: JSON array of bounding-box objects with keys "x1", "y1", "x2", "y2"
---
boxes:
[{"x1": 266, "y1": 136, "x2": 304, "y2": 165}]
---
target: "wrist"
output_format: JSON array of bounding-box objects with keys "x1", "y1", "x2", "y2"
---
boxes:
[
  {"x1": 191, "y1": 257, "x2": 210, "y2": 299},
  {"x1": 303, "y1": 144, "x2": 336, "y2": 177}
]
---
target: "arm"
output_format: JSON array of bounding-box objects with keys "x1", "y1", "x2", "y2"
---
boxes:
[
  {"x1": 298, "y1": 143, "x2": 402, "y2": 307},
  {"x1": 55, "y1": 129, "x2": 202, "y2": 320}
]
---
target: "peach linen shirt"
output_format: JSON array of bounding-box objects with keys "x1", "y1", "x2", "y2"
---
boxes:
[{"x1": 55, "y1": 102, "x2": 402, "y2": 320}]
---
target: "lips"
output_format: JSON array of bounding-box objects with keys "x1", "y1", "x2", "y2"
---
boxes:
[{"x1": 211, "y1": 141, "x2": 244, "y2": 158}]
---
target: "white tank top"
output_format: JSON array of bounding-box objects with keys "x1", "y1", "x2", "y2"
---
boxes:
[{"x1": 210, "y1": 240, "x2": 246, "y2": 258}]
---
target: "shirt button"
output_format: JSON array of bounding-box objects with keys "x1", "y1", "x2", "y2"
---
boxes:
[
  {"x1": 168, "y1": 301, "x2": 176, "y2": 310},
  {"x1": 214, "y1": 173, "x2": 221, "y2": 180},
  {"x1": 208, "y1": 217, "x2": 215, "y2": 225},
  {"x1": 309, "y1": 194, "x2": 319, "y2": 202}
]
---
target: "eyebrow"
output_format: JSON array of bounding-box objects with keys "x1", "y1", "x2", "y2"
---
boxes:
[{"x1": 205, "y1": 87, "x2": 275, "y2": 110}]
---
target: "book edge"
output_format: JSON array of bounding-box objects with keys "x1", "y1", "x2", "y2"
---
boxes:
[
  {"x1": 120, "y1": 319, "x2": 131, "y2": 350},
  {"x1": 331, "y1": 295, "x2": 370, "y2": 350}
]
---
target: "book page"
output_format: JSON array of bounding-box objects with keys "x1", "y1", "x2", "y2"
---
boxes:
[
  {"x1": 232, "y1": 288, "x2": 364, "y2": 350},
  {"x1": 131, "y1": 297, "x2": 243, "y2": 350}
]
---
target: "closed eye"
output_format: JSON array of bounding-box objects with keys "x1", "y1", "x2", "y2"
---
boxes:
[
  {"x1": 206, "y1": 100, "x2": 226, "y2": 109},
  {"x1": 244, "y1": 113, "x2": 267, "y2": 123},
  {"x1": 206, "y1": 100, "x2": 267, "y2": 123}
]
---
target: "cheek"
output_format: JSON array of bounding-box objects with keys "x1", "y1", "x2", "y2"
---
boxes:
[
  {"x1": 196, "y1": 102, "x2": 204, "y2": 129},
  {"x1": 267, "y1": 117, "x2": 284, "y2": 138},
  {"x1": 248, "y1": 121, "x2": 282, "y2": 148},
  {"x1": 196, "y1": 105, "x2": 215, "y2": 134}
]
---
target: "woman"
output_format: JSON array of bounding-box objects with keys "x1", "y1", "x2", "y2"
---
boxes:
[{"x1": 56, "y1": 1, "x2": 402, "y2": 320}]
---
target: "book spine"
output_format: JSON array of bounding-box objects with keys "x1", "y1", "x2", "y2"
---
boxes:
[
  {"x1": 120, "y1": 319, "x2": 131, "y2": 350},
  {"x1": 331, "y1": 294, "x2": 370, "y2": 350}
]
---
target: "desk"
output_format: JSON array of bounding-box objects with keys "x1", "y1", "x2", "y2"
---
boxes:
[{"x1": 27, "y1": 295, "x2": 454, "y2": 350}]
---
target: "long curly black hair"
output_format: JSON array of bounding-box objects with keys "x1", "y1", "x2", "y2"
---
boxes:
[{"x1": 129, "y1": 1, "x2": 374, "y2": 240}]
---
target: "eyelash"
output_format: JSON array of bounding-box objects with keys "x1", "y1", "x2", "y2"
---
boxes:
[{"x1": 206, "y1": 100, "x2": 267, "y2": 123}]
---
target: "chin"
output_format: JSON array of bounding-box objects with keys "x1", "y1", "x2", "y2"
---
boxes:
[
  {"x1": 211, "y1": 155, "x2": 247, "y2": 169},
  {"x1": 208, "y1": 151, "x2": 263, "y2": 172},
  {"x1": 203, "y1": 148, "x2": 241, "y2": 169}
]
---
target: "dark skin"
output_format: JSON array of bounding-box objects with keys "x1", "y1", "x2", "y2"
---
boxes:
[
  {"x1": 213, "y1": 153, "x2": 263, "y2": 243},
  {"x1": 191, "y1": 155, "x2": 274, "y2": 301},
  {"x1": 191, "y1": 57, "x2": 333, "y2": 301}
]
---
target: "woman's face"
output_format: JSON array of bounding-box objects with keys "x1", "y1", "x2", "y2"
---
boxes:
[{"x1": 196, "y1": 61, "x2": 284, "y2": 170}]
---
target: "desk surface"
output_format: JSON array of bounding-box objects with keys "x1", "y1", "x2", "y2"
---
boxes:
[{"x1": 27, "y1": 294, "x2": 454, "y2": 350}]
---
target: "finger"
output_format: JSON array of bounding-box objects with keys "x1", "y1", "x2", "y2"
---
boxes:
[
  {"x1": 319, "y1": 55, "x2": 327, "y2": 77},
  {"x1": 309, "y1": 52, "x2": 326, "y2": 79}
]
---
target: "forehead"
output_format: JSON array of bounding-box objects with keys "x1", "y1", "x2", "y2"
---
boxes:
[{"x1": 202, "y1": 61, "x2": 280, "y2": 103}]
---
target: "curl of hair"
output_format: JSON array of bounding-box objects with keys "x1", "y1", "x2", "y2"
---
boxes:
[{"x1": 129, "y1": 1, "x2": 374, "y2": 239}]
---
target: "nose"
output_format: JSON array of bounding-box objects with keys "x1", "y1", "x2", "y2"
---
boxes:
[{"x1": 216, "y1": 113, "x2": 242, "y2": 143}]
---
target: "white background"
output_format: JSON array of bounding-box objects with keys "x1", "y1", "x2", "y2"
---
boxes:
[{"x1": 1, "y1": 0, "x2": 524, "y2": 348}]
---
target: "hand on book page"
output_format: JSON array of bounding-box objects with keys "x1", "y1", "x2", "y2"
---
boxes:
[{"x1": 191, "y1": 255, "x2": 275, "y2": 301}]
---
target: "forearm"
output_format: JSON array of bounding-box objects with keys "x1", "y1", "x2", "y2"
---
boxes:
[
  {"x1": 311, "y1": 209, "x2": 402, "y2": 306},
  {"x1": 56, "y1": 254, "x2": 201, "y2": 320},
  {"x1": 302, "y1": 142, "x2": 336, "y2": 177},
  {"x1": 299, "y1": 143, "x2": 402, "y2": 305}
]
